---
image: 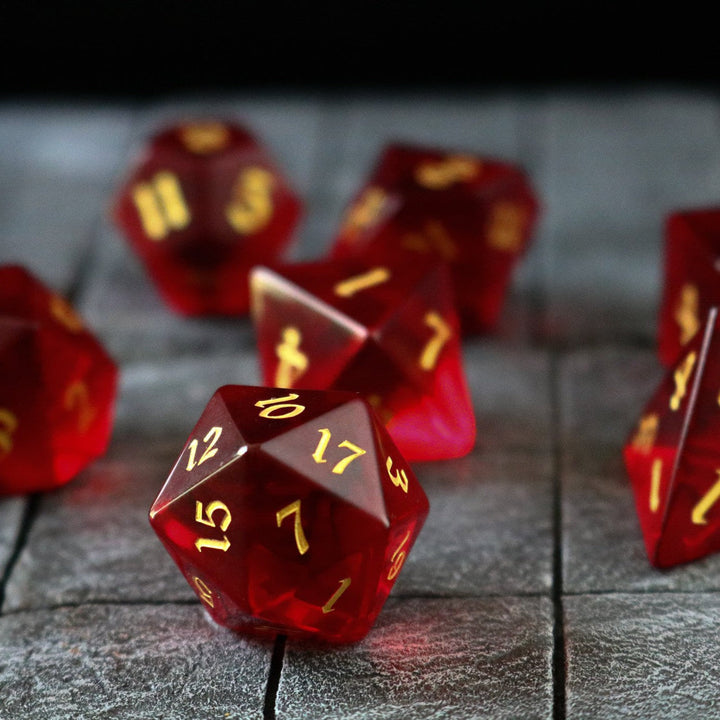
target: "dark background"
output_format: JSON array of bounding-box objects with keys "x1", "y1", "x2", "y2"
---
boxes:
[{"x1": 2, "y1": 1, "x2": 719, "y2": 99}]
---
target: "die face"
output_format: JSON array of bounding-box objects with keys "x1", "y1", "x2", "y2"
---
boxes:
[
  {"x1": 623, "y1": 370, "x2": 687, "y2": 563},
  {"x1": 625, "y1": 310, "x2": 720, "y2": 567},
  {"x1": 330, "y1": 143, "x2": 539, "y2": 334},
  {"x1": 0, "y1": 321, "x2": 55, "y2": 492},
  {"x1": 149, "y1": 385, "x2": 429, "y2": 643},
  {"x1": 0, "y1": 266, "x2": 118, "y2": 494},
  {"x1": 37, "y1": 324, "x2": 118, "y2": 484},
  {"x1": 250, "y1": 260, "x2": 476, "y2": 461},
  {"x1": 112, "y1": 120, "x2": 302, "y2": 316},
  {"x1": 657, "y1": 208, "x2": 720, "y2": 367}
]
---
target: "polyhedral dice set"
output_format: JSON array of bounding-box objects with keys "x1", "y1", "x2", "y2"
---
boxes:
[
  {"x1": 110, "y1": 118, "x2": 540, "y2": 642},
  {"x1": 12, "y1": 114, "x2": 720, "y2": 645}
]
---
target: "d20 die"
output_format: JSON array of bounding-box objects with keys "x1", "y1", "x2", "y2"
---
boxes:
[
  {"x1": 112, "y1": 119, "x2": 302, "y2": 316},
  {"x1": 658, "y1": 207, "x2": 720, "y2": 367},
  {"x1": 624, "y1": 307, "x2": 720, "y2": 567},
  {"x1": 0, "y1": 265, "x2": 118, "y2": 494},
  {"x1": 149, "y1": 385, "x2": 429, "y2": 644},
  {"x1": 329, "y1": 143, "x2": 540, "y2": 334},
  {"x1": 249, "y1": 258, "x2": 476, "y2": 461}
]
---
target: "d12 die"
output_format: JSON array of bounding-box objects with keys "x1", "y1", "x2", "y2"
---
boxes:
[
  {"x1": 624, "y1": 307, "x2": 720, "y2": 567},
  {"x1": 0, "y1": 265, "x2": 118, "y2": 494},
  {"x1": 329, "y1": 143, "x2": 540, "y2": 334},
  {"x1": 249, "y1": 258, "x2": 476, "y2": 461},
  {"x1": 112, "y1": 120, "x2": 302, "y2": 316},
  {"x1": 149, "y1": 385, "x2": 429, "y2": 644},
  {"x1": 657, "y1": 206, "x2": 720, "y2": 367}
]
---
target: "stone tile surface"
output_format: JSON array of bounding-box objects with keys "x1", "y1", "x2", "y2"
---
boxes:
[
  {"x1": 2, "y1": 439, "x2": 193, "y2": 611},
  {"x1": 4, "y1": 91, "x2": 720, "y2": 720},
  {"x1": 0, "y1": 603, "x2": 272, "y2": 719},
  {"x1": 565, "y1": 593, "x2": 720, "y2": 719},
  {"x1": 0, "y1": 104, "x2": 134, "y2": 292},
  {"x1": 398, "y1": 451, "x2": 553, "y2": 597},
  {"x1": 278, "y1": 597, "x2": 554, "y2": 720}
]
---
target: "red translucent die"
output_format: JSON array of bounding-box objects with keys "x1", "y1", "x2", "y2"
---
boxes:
[
  {"x1": 148, "y1": 385, "x2": 429, "y2": 643},
  {"x1": 657, "y1": 207, "x2": 720, "y2": 367},
  {"x1": 249, "y1": 258, "x2": 476, "y2": 461},
  {"x1": 112, "y1": 120, "x2": 302, "y2": 316},
  {"x1": 0, "y1": 265, "x2": 118, "y2": 494},
  {"x1": 329, "y1": 143, "x2": 540, "y2": 334},
  {"x1": 623, "y1": 307, "x2": 720, "y2": 568}
]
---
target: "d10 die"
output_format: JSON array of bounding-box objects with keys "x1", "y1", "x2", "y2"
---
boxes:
[
  {"x1": 0, "y1": 265, "x2": 118, "y2": 494},
  {"x1": 249, "y1": 258, "x2": 476, "y2": 461},
  {"x1": 624, "y1": 307, "x2": 720, "y2": 567},
  {"x1": 149, "y1": 385, "x2": 429, "y2": 644},
  {"x1": 657, "y1": 206, "x2": 720, "y2": 367},
  {"x1": 329, "y1": 143, "x2": 540, "y2": 334},
  {"x1": 112, "y1": 119, "x2": 302, "y2": 316}
]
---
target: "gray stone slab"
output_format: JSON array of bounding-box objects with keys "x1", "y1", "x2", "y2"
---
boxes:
[
  {"x1": 466, "y1": 342, "x2": 552, "y2": 454},
  {"x1": 560, "y1": 346, "x2": 720, "y2": 591},
  {"x1": 0, "y1": 603, "x2": 271, "y2": 719},
  {"x1": 278, "y1": 596, "x2": 554, "y2": 720},
  {"x1": 537, "y1": 90, "x2": 720, "y2": 344},
  {"x1": 0, "y1": 104, "x2": 134, "y2": 292},
  {"x1": 2, "y1": 437, "x2": 195, "y2": 611},
  {"x1": 565, "y1": 593, "x2": 720, "y2": 719},
  {"x1": 114, "y1": 353, "x2": 262, "y2": 440},
  {"x1": 0, "y1": 497, "x2": 25, "y2": 581},
  {"x1": 400, "y1": 451, "x2": 553, "y2": 596}
]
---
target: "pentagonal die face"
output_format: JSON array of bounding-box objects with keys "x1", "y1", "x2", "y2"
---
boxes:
[
  {"x1": 329, "y1": 143, "x2": 540, "y2": 334},
  {"x1": 0, "y1": 265, "x2": 118, "y2": 494},
  {"x1": 657, "y1": 208, "x2": 720, "y2": 367},
  {"x1": 113, "y1": 120, "x2": 302, "y2": 316},
  {"x1": 149, "y1": 385, "x2": 429, "y2": 644},
  {"x1": 250, "y1": 259, "x2": 476, "y2": 461}
]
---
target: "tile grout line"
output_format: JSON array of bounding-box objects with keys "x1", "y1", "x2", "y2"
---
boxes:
[
  {"x1": 517, "y1": 91, "x2": 568, "y2": 719},
  {"x1": 0, "y1": 494, "x2": 40, "y2": 614},
  {"x1": 549, "y1": 348, "x2": 566, "y2": 720},
  {"x1": 263, "y1": 634, "x2": 287, "y2": 720}
]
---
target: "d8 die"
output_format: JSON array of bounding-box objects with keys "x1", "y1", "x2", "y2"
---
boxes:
[
  {"x1": 624, "y1": 307, "x2": 720, "y2": 567},
  {"x1": 249, "y1": 258, "x2": 476, "y2": 461},
  {"x1": 0, "y1": 265, "x2": 118, "y2": 494},
  {"x1": 149, "y1": 385, "x2": 429, "y2": 643},
  {"x1": 112, "y1": 119, "x2": 302, "y2": 316},
  {"x1": 657, "y1": 206, "x2": 720, "y2": 367},
  {"x1": 329, "y1": 143, "x2": 540, "y2": 334}
]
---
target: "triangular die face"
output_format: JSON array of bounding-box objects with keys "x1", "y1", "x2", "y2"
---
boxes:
[
  {"x1": 260, "y1": 398, "x2": 387, "y2": 526},
  {"x1": 375, "y1": 265, "x2": 475, "y2": 460},
  {"x1": 368, "y1": 409, "x2": 430, "y2": 528},
  {"x1": 215, "y1": 384, "x2": 363, "y2": 446},
  {"x1": 624, "y1": 319, "x2": 709, "y2": 563},
  {"x1": 680, "y1": 208, "x2": 720, "y2": 255},
  {"x1": 0, "y1": 266, "x2": 45, "y2": 324},
  {"x1": 250, "y1": 265, "x2": 366, "y2": 391},
  {"x1": 150, "y1": 388, "x2": 248, "y2": 517},
  {"x1": 623, "y1": 443, "x2": 677, "y2": 563},
  {"x1": 658, "y1": 211, "x2": 720, "y2": 366},
  {"x1": 0, "y1": 323, "x2": 54, "y2": 492},
  {"x1": 377, "y1": 262, "x2": 460, "y2": 389}
]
